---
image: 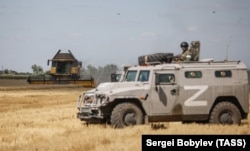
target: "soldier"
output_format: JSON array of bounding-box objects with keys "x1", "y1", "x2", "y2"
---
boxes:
[
  {"x1": 174, "y1": 41, "x2": 191, "y2": 61},
  {"x1": 180, "y1": 41, "x2": 192, "y2": 61},
  {"x1": 189, "y1": 41, "x2": 200, "y2": 61}
]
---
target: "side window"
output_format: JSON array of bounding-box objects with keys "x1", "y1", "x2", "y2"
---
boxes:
[
  {"x1": 158, "y1": 74, "x2": 175, "y2": 84},
  {"x1": 215, "y1": 70, "x2": 232, "y2": 78},
  {"x1": 185, "y1": 71, "x2": 202, "y2": 78},
  {"x1": 125, "y1": 71, "x2": 137, "y2": 81},
  {"x1": 138, "y1": 70, "x2": 150, "y2": 82}
]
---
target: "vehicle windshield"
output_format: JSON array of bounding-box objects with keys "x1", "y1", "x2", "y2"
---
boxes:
[
  {"x1": 124, "y1": 70, "x2": 150, "y2": 82},
  {"x1": 138, "y1": 70, "x2": 150, "y2": 82},
  {"x1": 124, "y1": 70, "x2": 137, "y2": 81}
]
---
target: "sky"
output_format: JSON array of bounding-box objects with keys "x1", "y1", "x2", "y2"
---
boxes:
[{"x1": 0, "y1": 0, "x2": 250, "y2": 72}]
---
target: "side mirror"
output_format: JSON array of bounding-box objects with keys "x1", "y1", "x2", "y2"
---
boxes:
[{"x1": 111, "y1": 73, "x2": 117, "y2": 82}]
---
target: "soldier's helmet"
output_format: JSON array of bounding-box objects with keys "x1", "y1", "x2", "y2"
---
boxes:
[{"x1": 180, "y1": 41, "x2": 189, "y2": 48}]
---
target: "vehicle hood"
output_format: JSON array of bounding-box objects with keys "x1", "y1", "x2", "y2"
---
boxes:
[
  {"x1": 83, "y1": 82, "x2": 118, "y2": 96},
  {"x1": 95, "y1": 82, "x2": 150, "y2": 97}
]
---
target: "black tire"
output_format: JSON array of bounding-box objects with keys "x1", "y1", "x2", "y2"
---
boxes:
[
  {"x1": 209, "y1": 102, "x2": 241, "y2": 125},
  {"x1": 110, "y1": 103, "x2": 143, "y2": 128},
  {"x1": 138, "y1": 53, "x2": 173, "y2": 65}
]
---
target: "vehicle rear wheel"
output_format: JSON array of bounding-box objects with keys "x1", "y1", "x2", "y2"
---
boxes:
[
  {"x1": 110, "y1": 103, "x2": 143, "y2": 128},
  {"x1": 209, "y1": 102, "x2": 241, "y2": 125}
]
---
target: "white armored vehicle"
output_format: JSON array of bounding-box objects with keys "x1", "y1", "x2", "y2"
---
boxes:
[{"x1": 76, "y1": 42, "x2": 249, "y2": 128}]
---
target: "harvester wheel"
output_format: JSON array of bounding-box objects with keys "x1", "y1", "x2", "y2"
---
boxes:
[
  {"x1": 209, "y1": 102, "x2": 241, "y2": 125},
  {"x1": 110, "y1": 103, "x2": 143, "y2": 128}
]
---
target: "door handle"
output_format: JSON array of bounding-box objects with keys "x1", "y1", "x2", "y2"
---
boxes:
[{"x1": 170, "y1": 89, "x2": 176, "y2": 95}]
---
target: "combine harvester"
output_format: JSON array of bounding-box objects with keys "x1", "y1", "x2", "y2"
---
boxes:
[{"x1": 27, "y1": 50, "x2": 95, "y2": 87}]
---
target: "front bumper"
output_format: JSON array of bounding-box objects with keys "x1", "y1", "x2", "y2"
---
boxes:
[{"x1": 77, "y1": 107, "x2": 104, "y2": 121}]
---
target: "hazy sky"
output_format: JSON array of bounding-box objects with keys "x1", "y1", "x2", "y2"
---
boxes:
[{"x1": 1, "y1": 0, "x2": 250, "y2": 72}]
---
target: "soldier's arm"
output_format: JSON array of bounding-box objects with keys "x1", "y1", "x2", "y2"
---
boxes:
[
  {"x1": 180, "y1": 53, "x2": 186, "y2": 61},
  {"x1": 173, "y1": 54, "x2": 182, "y2": 61}
]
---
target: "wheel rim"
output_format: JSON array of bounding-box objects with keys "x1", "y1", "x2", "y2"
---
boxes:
[
  {"x1": 124, "y1": 113, "x2": 136, "y2": 125},
  {"x1": 219, "y1": 111, "x2": 233, "y2": 124}
]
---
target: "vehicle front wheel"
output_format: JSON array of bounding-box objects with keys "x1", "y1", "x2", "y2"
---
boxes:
[
  {"x1": 209, "y1": 102, "x2": 241, "y2": 125},
  {"x1": 110, "y1": 103, "x2": 143, "y2": 128}
]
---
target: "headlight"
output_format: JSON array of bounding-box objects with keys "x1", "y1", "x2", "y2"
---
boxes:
[{"x1": 84, "y1": 95, "x2": 94, "y2": 103}]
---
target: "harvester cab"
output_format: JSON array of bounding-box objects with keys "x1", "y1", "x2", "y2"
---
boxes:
[{"x1": 47, "y1": 50, "x2": 82, "y2": 80}]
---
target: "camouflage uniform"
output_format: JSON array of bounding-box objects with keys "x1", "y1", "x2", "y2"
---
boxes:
[
  {"x1": 180, "y1": 50, "x2": 192, "y2": 61},
  {"x1": 189, "y1": 41, "x2": 200, "y2": 61}
]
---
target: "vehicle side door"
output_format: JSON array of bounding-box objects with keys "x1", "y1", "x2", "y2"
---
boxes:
[{"x1": 150, "y1": 71, "x2": 178, "y2": 115}]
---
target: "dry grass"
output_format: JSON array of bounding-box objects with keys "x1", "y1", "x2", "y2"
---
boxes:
[{"x1": 0, "y1": 81, "x2": 249, "y2": 151}]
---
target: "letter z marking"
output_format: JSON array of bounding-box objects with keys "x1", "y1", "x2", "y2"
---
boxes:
[{"x1": 184, "y1": 86, "x2": 208, "y2": 106}]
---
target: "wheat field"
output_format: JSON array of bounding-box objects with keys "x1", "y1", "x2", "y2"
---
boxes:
[{"x1": 0, "y1": 80, "x2": 249, "y2": 151}]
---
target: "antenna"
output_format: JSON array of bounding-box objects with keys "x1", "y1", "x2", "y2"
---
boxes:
[{"x1": 225, "y1": 17, "x2": 241, "y2": 61}]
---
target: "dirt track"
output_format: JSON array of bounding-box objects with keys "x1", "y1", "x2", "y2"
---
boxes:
[{"x1": 0, "y1": 80, "x2": 250, "y2": 151}]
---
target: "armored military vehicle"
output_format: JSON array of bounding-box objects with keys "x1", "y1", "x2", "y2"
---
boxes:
[{"x1": 76, "y1": 41, "x2": 249, "y2": 128}]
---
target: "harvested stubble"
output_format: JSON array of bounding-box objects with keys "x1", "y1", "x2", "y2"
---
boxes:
[{"x1": 0, "y1": 85, "x2": 249, "y2": 151}]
